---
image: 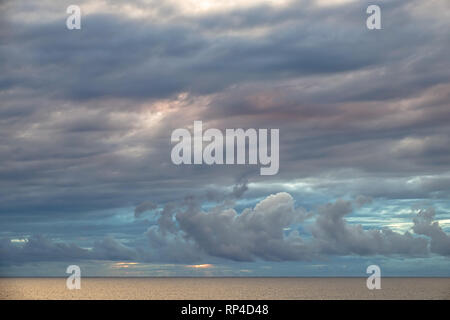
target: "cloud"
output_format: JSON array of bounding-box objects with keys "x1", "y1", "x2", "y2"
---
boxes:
[
  {"x1": 0, "y1": 234, "x2": 142, "y2": 265},
  {"x1": 311, "y1": 199, "x2": 429, "y2": 256},
  {"x1": 0, "y1": 235, "x2": 90, "y2": 265},
  {"x1": 1, "y1": 192, "x2": 450, "y2": 266},
  {"x1": 173, "y1": 192, "x2": 310, "y2": 261},
  {"x1": 134, "y1": 201, "x2": 157, "y2": 218},
  {"x1": 413, "y1": 208, "x2": 450, "y2": 256},
  {"x1": 0, "y1": 0, "x2": 449, "y2": 220},
  {"x1": 3, "y1": 0, "x2": 448, "y2": 101},
  {"x1": 90, "y1": 236, "x2": 138, "y2": 260},
  {"x1": 0, "y1": 0, "x2": 449, "y2": 274},
  {"x1": 141, "y1": 194, "x2": 450, "y2": 262}
]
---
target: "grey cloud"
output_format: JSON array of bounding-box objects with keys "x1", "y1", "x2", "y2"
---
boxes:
[
  {"x1": 1, "y1": 193, "x2": 450, "y2": 265},
  {"x1": 311, "y1": 199, "x2": 429, "y2": 256},
  {"x1": 0, "y1": 235, "x2": 139, "y2": 265},
  {"x1": 3, "y1": 0, "x2": 446, "y2": 101},
  {"x1": 144, "y1": 193, "x2": 447, "y2": 262},
  {"x1": 173, "y1": 192, "x2": 311, "y2": 261},
  {"x1": 413, "y1": 208, "x2": 450, "y2": 256},
  {"x1": 0, "y1": 235, "x2": 90, "y2": 265},
  {"x1": 90, "y1": 236, "x2": 138, "y2": 260},
  {"x1": 134, "y1": 201, "x2": 157, "y2": 218},
  {"x1": 0, "y1": 0, "x2": 449, "y2": 271},
  {"x1": 354, "y1": 195, "x2": 372, "y2": 208},
  {"x1": 145, "y1": 226, "x2": 203, "y2": 263},
  {"x1": 0, "y1": 0, "x2": 449, "y2": 221}
]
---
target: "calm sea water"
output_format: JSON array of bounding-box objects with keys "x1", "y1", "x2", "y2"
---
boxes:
[{"x1": 1, "y1": 278, "x2": 449, "y2": 300}]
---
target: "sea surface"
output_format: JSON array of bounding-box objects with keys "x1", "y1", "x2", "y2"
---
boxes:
[{"x1": 0, "y1": 277, "x2": 449, "y2": 300}]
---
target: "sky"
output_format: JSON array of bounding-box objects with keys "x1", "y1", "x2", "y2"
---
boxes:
[{"x1": 0, "y1": 0, "x2": 450, "y2": 277}]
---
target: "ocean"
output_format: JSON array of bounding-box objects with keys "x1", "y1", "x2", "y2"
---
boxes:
[{"x1": 1, "y1": 277, "x2": 449, "y2": 300}]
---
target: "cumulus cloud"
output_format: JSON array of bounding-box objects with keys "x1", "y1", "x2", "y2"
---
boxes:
[
  {"x1": 1, "y1": 192, "x2": 450, "y2": 265},
  {"x1": 413, "y1": 208, "x2": 450, "y2": 256},
  {"x1": 173, "y1": 192, "x2": 310, "y2": 261},
  {"x1": 143, "y1": 194, "x2": 450, "y2": 262},
  {"x1": 311, "y1": 199, "x2": 429, "y2": 256}
]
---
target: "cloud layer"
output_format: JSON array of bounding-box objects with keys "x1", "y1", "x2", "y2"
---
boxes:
[
  {"x1": 0, "y1": 0, "x2": 449, "y2": 273},
  {"x1": 2, "y1": 192, "x2": 449, "y2": 265}
]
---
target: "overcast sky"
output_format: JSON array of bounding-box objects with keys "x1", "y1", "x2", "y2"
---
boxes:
[{"x1": 1, "y1": 0, "x2": 450, "y2": 276}]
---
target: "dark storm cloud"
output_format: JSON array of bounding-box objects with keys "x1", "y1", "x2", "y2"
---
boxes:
[
  {"x1": 2, "y1": 0, "x2": 447, "y2": 101},
  {"x1": 0, "y1": 235, "x2": 90, "y2": 265}
]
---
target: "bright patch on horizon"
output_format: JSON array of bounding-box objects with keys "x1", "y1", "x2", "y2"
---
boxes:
[
  {"x1": 186, "y1": 264, "x2": 214, "y2": 269},
  {"x1": 112, "y1": 262, "x2": 140, "y2": 269},
  {"x1": 316, "y1": 0, "x2": 358, "y2": 7},
  {"x1": 176, "y1": 0, "x2": 290, "y2": 14},
  {"x1": 11, "y1": 238, "x2": 28, "y2": 243}
]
